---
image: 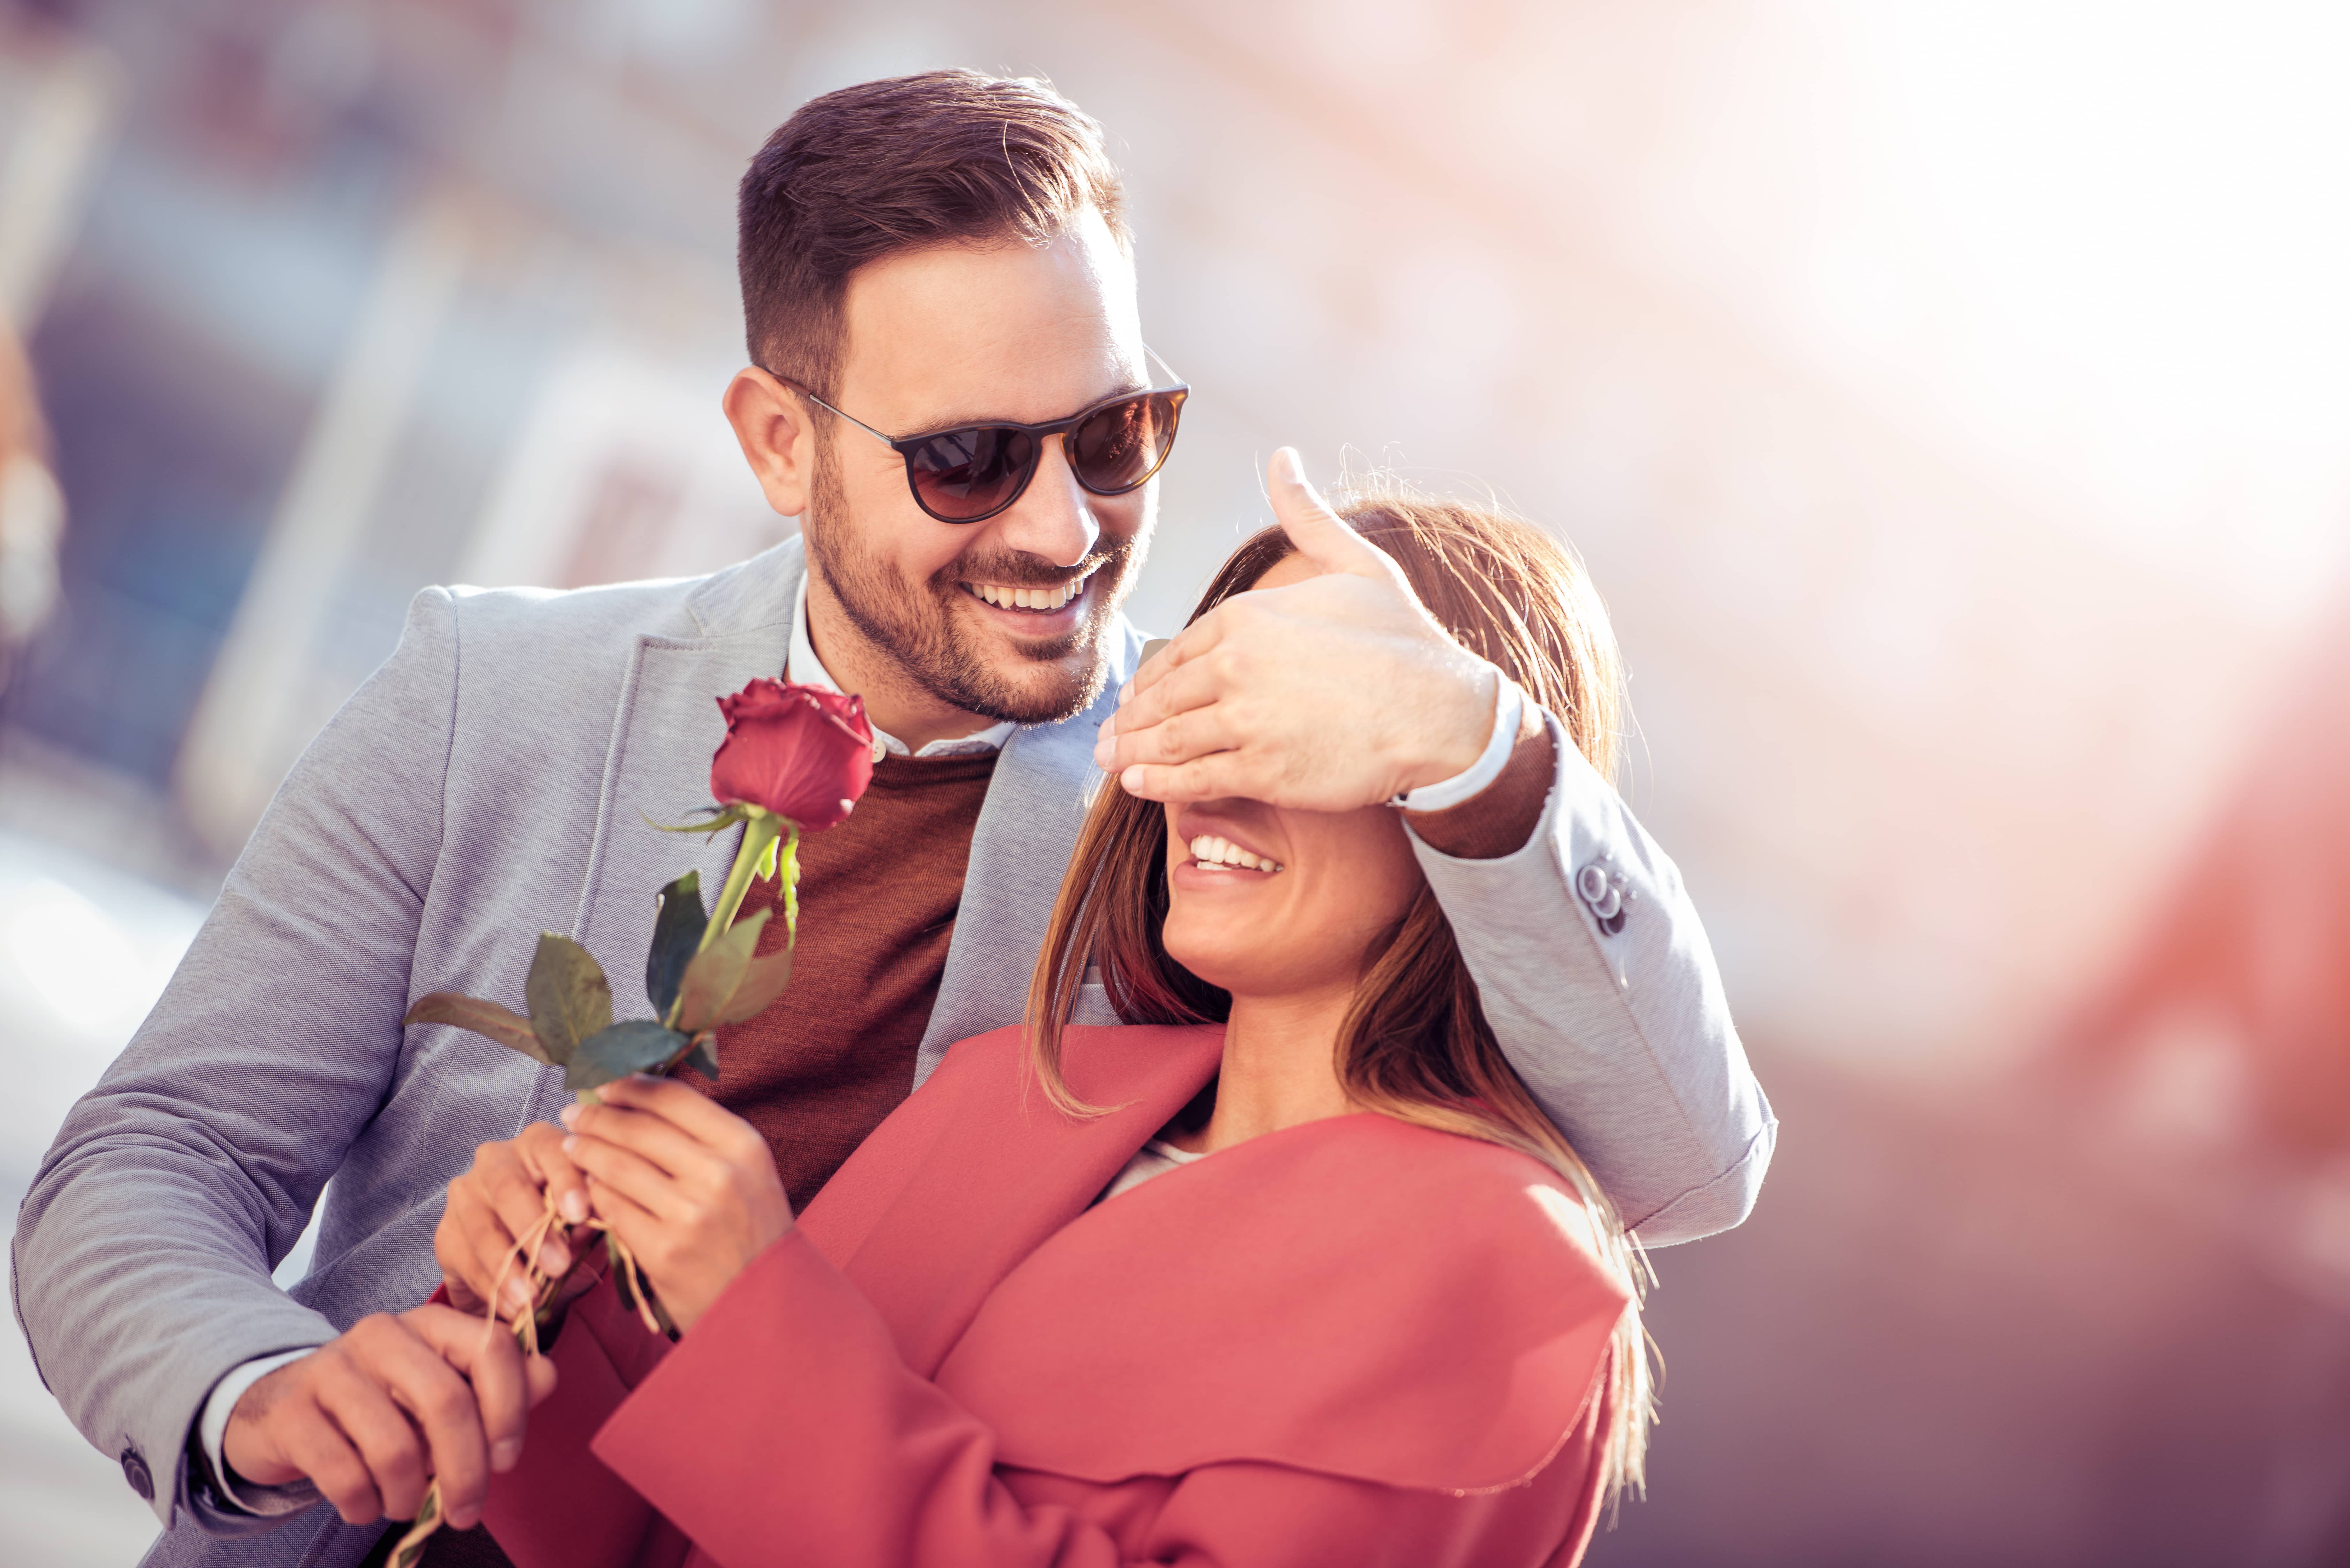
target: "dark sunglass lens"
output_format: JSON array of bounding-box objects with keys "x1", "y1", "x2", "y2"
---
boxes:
[
  {"x1": 1070, "y1": 392, "x2": 1181, "y2": 494},
  {"x1": 905, "y1": 428, "x2": 1037, "y2": 520}
]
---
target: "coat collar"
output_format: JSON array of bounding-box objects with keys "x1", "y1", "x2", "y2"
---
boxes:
[{"x1": 798, "y1": 1024, "x2": 1224, "y2": 1378}]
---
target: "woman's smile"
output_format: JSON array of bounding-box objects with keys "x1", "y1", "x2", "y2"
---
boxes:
[{"x1": 1170, "y1": 808, "x2": 1287, "y2": 889}]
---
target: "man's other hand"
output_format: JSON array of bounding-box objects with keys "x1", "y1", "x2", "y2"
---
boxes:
[
  {"x1": 222, "y1": 1304, "x2": 556, "y2": 1528},
  {"x1": 1095, "y1": 447, "x2": 1498, "y2": 810},
  {"x1": 437, "y1": 1122, "x2": 593, "y2": 1321}
]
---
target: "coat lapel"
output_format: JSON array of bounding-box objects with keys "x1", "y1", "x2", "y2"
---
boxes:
[
  {"x1": 917, "y1": 619, "x2": 1146, "y2": 1084},
  {"x1": 799, "y1": 1024, "x2": 1222, "y2": 1377}
]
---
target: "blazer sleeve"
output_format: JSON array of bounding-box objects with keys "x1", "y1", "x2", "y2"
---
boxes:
[
  {"x1": 1408, "y1": 710, "x2": 1776, "y2": 1245},
  {"x1": 592, "y1": 1233, "x2": 1600, "y2": 1568},
  {"x1": 8, "y1": 587, "x2": 461, "y2": 1530}
]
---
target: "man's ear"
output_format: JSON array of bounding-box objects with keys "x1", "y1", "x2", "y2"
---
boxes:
[{"x1": 724, "y1": 367, "x2": 817, "y2": 518}]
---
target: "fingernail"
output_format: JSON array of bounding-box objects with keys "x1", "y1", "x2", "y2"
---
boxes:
[
  {"x1": 561, "y1": 1190, "x2": 588, "y2": 1224},
  {"x1": 562, "y1": 1135, "x2": 580, "y2": 1156},
  {"x1": 557, "y1": 1104, "x2": 580, "y2": 1129},
  {"x1": 493, "y1": 1439, "x2": 522, "y2": 1471},
  {"x1": 504, "y1": 1282, "x2": 531, "y2": 1316},
  {"x1": 1274, "y1": 447, "x2": 1304, "y2": 485},
  {"x1": 542, "y1": 1241, "x2": 569, "y2": 1274}
]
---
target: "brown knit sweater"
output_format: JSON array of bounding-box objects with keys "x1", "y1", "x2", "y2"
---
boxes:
[{"x1": 683, "y1": 750, "x2": 998, "y2": 1210}]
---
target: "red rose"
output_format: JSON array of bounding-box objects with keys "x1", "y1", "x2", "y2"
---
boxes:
[{"x1": 709, "y1": 679, "x2": 876, "y2": 830}]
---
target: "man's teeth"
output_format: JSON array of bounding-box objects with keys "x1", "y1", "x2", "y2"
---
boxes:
[
  {"x1": 1189, "y1": 834, "x2": 1282, "y2": 874},
  {"x1": 969, "y1": 579, "x2": 1083, "y2": 611}
]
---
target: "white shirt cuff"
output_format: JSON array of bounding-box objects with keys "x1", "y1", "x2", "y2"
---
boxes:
[
  {"x1": 1389, "y1": 670, "x2": 1523, "y2": 813},
  {"x1": 200, "y1": 1348, "x2": 325, "y2": 1516}
]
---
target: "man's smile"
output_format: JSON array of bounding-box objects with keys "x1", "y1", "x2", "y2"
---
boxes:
[{"x1": 958, "y1": 558, "x2": 1106, "y2": 619}]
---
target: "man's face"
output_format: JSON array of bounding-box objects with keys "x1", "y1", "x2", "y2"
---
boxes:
[{"x1": 803, "y1": 209, "x2": 1155, "y2": 726}]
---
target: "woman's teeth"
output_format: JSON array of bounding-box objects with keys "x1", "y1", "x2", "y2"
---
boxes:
[
  {"x1": 1189, "y1": 834, "x2": 1282, "y2": 874},
  {"x1": 968, "y1": 579, "x2": 1083, "y2": 611}
]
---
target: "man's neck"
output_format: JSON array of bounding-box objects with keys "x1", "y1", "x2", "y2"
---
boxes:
[
  {"x1": 1179, "y1": 983, "x2": 1362, "y2": 1154},
  {"x1": 803, "y1": 571, "x2": 1000, "y2": 753}
]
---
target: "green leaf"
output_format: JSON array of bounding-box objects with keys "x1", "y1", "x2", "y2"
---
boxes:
[
  {"x1": 643, "y1": 802, "x2": 756, "y2": 837},
  {"x1": 645, "y1": 872, "x2": 707, "y2": 1023},
  {"x1": 672, "y1": 908, "x2": 767, "y2": 1034},
  {"x1": 682, "y1": 1037, "x2": 719, "y2": 1080},
  {"x1": 711, "y1": 941, "x2": 793, "y2": 1028},
  {"x1": 753, "y1": 829, "x2": 780, "y2": 883},
  {"x1": 526, "y1": 934, "x2": 613, "y2": 1066},
  {"x1": 402, "y1": 992, "x2": 550, "y2": 1065},
  {"x1": 564, "y1": 1019, "x2": 689, "y2": 1091}
]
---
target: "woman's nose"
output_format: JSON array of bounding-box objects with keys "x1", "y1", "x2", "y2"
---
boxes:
[{"x1": 989, "y1": 435, "x2": 1101, "y2": 568}]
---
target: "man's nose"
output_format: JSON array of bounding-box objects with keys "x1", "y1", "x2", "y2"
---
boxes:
[{"x1": 989, "y1": 435, "x2": 1101, "y2": 568}]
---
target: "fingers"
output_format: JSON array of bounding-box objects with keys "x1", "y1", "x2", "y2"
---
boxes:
[
  {"x1": 403, "y1": 1304, "x2": 544, "y2": 1477},
  {"x1": 347, "y1": 1314, "x2": 495, "y2": 1530},
  {"x1": 1099, "y1": 699, "x2": 1243, "y2": 774},
  {"x1": 563, "y1": 1124, "x2": 697, "y2": 1222},
  {"x1": 518, "y1": 1120, "x2": 591, "y2": 1227},
  {"x1": 1265, "y1": 447, "x2": 1386, "y2": 577},
  {"x1": 1118, "y1": 754, "x2": 1255, "y2": 805},
  {"x1": 1110, "y1": 645, "x2": 1223, "y2": 735},
  {"x1": 590, "y1": 1074, "x2": 759, "y2": 1149},
  {"x1": 268, "y1": 1396, "x2": 385, "y2": 1525},
  {"x1": 565, "y1": 1080, "x2": 759, "y2": 1189},
  {"x1": 309, "y1": 1331, "x2": 434, "y2": 1525},
  {"x1": 580, "y1": 1167, "x2": 663, "y2": 1263},
  {"x1": 1121, "y1": 619, "x2": 1206, "y2": 701},
  {"x1": 441, "y1": 1141, "x2": 570, "y2": 1322}
]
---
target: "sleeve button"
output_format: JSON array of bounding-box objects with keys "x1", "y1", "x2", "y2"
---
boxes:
[
  {"x1": 1578, "y1": 860, "x2": 1626, "y2": 923},
  {"x1": 120, "y1": 1446, "x2": 154, "y2": 1501}
]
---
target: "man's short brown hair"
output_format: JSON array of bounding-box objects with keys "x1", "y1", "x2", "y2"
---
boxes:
[{"x1": 738, "y1": 70, "x2": 1131, "y2": 398}]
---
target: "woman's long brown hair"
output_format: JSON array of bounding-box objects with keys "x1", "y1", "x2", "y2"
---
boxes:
[{"x1": 1024, "y1": 485, "x2": 1654, "y2": 1500}]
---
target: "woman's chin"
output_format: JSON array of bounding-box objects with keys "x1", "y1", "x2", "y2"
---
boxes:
[{"x1": 1162, "y1": 920, "x2": 1267, "y2": 995}]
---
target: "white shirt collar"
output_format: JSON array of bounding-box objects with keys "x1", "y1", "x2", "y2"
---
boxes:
[{"x1": 788, "y1": 575, "x2": 1018, "y2": 760}]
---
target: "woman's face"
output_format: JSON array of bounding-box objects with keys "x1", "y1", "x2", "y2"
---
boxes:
[{"x1": 1157, "y1": 554, "x2": 1430, "y2": 999}]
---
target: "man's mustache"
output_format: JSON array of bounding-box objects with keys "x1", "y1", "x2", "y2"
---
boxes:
[{"x1": 931, "y1": 543, "x2": 1128, "y2": 591}]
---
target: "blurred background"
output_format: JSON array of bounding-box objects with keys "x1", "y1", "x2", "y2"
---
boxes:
[{"x1": 3, "y1": 0, "x2": 2348, "y2": 1562}]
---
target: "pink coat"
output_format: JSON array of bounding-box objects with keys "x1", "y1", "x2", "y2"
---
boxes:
[{"x1": 480, "y1": 1024, "x2": 1632, "y2": 1568}]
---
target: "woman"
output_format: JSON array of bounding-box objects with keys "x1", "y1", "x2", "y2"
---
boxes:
[{"x1": 466, "y1": 488, "x2": 1653, "y2": 1568}]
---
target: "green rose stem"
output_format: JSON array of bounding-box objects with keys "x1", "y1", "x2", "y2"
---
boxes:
[{"x1": 400, "y1": 824, "x2": 809, "y2": 1568}]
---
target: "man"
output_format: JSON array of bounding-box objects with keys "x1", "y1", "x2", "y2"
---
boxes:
[{"x1": 13, "y1": 71, "x2": 1773, "y2": 1568}]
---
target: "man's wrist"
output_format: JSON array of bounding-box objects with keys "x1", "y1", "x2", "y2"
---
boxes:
[
  {"x1": 198, "y1": 1348, "x2": 323, "y2": 1517},
  {"x1": 1390, "y1": 667, "x2": 1520, "y2": 812},
  {"x1": 1402, "y1": 716, "x2": 1556, "y2": 859}
]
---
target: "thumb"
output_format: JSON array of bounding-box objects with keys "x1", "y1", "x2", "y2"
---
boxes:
[
  {"x1": 524, "y1": 1352, "x2": 560, "y2": 1409},
  {"x1": 1267, "y1": 448, "x2": 1386, "y2": 578}
]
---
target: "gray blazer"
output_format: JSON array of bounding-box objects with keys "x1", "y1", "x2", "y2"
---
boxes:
[{"x1": 12, "y1": 539, "x2": 1772, "y2": 1564}]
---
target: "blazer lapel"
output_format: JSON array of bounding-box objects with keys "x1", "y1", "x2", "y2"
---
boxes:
[
  {"x1": 917, "y1": 618, "x2": 1147, "y2": 1084},
  {"x1": 568, "y1": 541, "x2": 807, "y2": 1022}
]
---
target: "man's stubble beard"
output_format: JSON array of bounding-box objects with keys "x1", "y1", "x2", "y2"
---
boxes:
[{"x1": 801, "y1": 441, "x2": 1148, "y2": 726}]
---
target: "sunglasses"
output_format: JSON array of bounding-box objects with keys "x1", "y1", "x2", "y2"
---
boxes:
[{"x1": 788, "y1": 350, "x2": 1190, "y2": 525}]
